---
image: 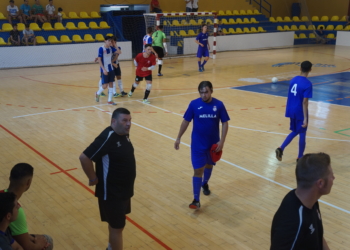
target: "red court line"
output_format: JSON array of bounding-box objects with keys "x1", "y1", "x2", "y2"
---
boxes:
[{"x1": 0, "y1": 125, "x2": 172, "y2": 250}]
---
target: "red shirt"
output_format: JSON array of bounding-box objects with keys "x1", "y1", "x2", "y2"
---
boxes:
[
  {"x1": 135, "y1": 52, "x2": 156, "y2": 77},
  {"x1": 150, "y1": 0, "x2": 159, "y2": 10}
]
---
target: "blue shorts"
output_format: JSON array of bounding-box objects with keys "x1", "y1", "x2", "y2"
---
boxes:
[
  {"x1": 290, "y1": 118, "x2": 307, "y2": 133},
  {"x1": 197, "y1": 47, "x2": 209, "y2": 58},
  {"x1": 191, "y1": 149, "x2": 216, "y2": 169},
  {"x1": 114, "y1": 64, "x2": 121, "y2": 77},
  {"x1": 101, "y1": 71, "x2": 115, "y2": 84}
]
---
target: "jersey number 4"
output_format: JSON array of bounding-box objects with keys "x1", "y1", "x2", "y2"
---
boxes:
[{"x1": 291, "y1": 84, "x2": 297, "y2": 96}]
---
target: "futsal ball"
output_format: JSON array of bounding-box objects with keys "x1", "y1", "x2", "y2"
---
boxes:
[{"x1": 272, "y1": 77, "x2": 278, "y2": 83}]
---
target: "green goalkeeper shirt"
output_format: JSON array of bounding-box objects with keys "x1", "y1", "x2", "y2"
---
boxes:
[{"x1": 152, "y1": 30, "x2": 166, "y2": 47}]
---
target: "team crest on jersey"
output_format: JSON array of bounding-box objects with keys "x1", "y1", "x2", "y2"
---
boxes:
[
  {"x1": 126, "y1": 136, "x2": 130, "y2": 142},
  {"x1": 117, "y1": 141, "x2": 121, "y2": 147},
  {"x1": 317, "y1": 209, "x2": 322, "y2": 220},
  {"x1": 213, "y1": 106, "x2": 217, "y2": 112}
]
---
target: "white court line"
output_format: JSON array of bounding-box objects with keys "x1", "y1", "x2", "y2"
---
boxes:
[{"x1": 93, "y1": 106, "x2": 350, "y2": 215}]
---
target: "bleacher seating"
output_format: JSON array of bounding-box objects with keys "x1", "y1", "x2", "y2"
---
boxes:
[
  {"x1": 60, "y1": 35, "x2": 72, "y2": 43},
  {"x1": 0, "y1": 12, "x2": 6, "y2": 20}
]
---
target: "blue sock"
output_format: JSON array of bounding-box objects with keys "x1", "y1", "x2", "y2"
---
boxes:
[
  {"x1": 198, "y1": 61, "x2": 201, "y2": 69},
  {"x1": 201, "y1": 60, "x2": 207, "y2": 67},
  {"x1": 281, "y1": 131, "x2": 298, "y2": 150},
  {"x1": 192, "y1": 176, "x2": 202, "y2": 201},
  {"x1": 298, "y1": 132, "x2": 306, "y2": 159},
  {"x1": 202, "y1": 168, "x2": 213, "y2": 186}
]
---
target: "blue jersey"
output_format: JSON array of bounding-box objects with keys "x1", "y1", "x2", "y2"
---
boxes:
[
  {"x1": 143, "y1": 35, "x2": 152, "y2": 50},
  {"x1": 20, "y1": 4, "x2": 31, "y2": 15},
  {"x1": 285, "y1": 76, "x2": 313, "y2": 120},
  {"x1": 196, "y1": 32, "x2": 209, "y2": 48},
  {"x1": 98, "y1": 46, "x2": 116, "y2": 73},
  {"x1": 184, "y1": 98, "x2": 230, "y2": 151}
]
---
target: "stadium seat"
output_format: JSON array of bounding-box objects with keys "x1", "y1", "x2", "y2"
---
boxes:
[
  {"x1": 106, "y1": 33, "x2": 113, "y2": 36},
  {"x1": 17, "y1": 23, "x2": 25, "y2": 31},
  {"x1": 3, "y1": 23, "x2": 13, "y2": 32},
  {"x1": 84, "y1": 34, "x2": 95, "y2": 42},
  {"x1": 100, "y1": 21, "x2": 110, "y2": 29},
  {"x1": 29, "y1": 23, "x2": 41, "y2": 31},
  {"x1": 73, "y1": 34, "x2": 84, "y2": 42},
  {"x1": 344, "y1": 25, "x2": 350, "y2": 31},
  {"x1": 177, "y1": 41, "x2": 183, "y2": 47},
  {"x1": 170, "y1": 31, "x2": 174, "y2": 36},
  {"x1": 283, "y1": 16, "x2": 291, "y2": 22},
  {"x1": 331, "y1": 16, "x2": 339, "y2": 21},
  {"x1": 54, "y1": 22, "x2": 66, "y2": 30},
  {"x1": 42, "y1": 23, "x2": 54, "y2": 31},
  {"x1": 197, "y1": 19, "x2": 204, "y2": 25},
  {"x1": 301, "y1": 16, "x2": 309, "y2": 22},
  {"x1": 335, "y1": 25, "x2": 344, "y2": 31},
  {"x1": 95, "y1": 34, "x2": 104, "y2": 41},
  {"x1": 172, "y1": 20, "x2": 180, "y2": 26},
  {"x1": 247, "y1": 10, "x2": 253, "y2": 15},
  {"x1": 269, "y1": 17, "x2": 277, "y2": 22},
  {"x1": 222, "y1": 28, "x2": 229, "y2": 34},
  {"x1": 283, "y1": 25, "x2": 291, "y2": 31},
  {"x1": 218, "y1": 10, "x2": 225, "y2": 16},
  {"x1": 308, "y1": 25, "x2": 316, "y2": 30},
  {"x1": 277, "y1": 25, "x2": 284, "y2": 31},
  {"x1": 69, "y1": 12, "x2": 79, "y2": 19},
  {"x1": 250, "y1": 27, "x2": 258, "y2": 33},
  {"x1": 179, "y1": 30, "x2": 187, "y2": 36},
  {"x1": 60, "y1": 35, "x2": 72, "y2": 43},
  {"x1": 221, "y1": 18, "x2": 228, "y2": 25},
  {"x1": 0, "y1": 37, "x2": 7, "y2": 45},
  {"x1": 189, "y1": 19, "x2": 197, "y2": 25},
  {"x1": 233, "y1": 10, "x2": 240, "y2": 15},
  {"x1": 78, "y1": 22, "x2": 89, "y2": 30},
  {"x1": 292, "y1": 16, "x2": 301, "y2": 22},
  {"x1": 321, "y1": 16, "x2": 329, "y2": 22},
  {"x1": 7, "y1": 37, "x2": 11, "y2": 45},
  {"x1": 188, "y1": 30, "x2": 196, "y2": 36},
  {"x1": 250, "y1": 18, "x2": 258, "y2": 23},
  {"x1": 243, "y1": 18, "x2": 251, "y2": 24},
  {"x1": 61, "y1": 12, "x2": 67, "y2": 18},
  {"x1": 225, "y1": 10, "x2": 232, "y2": 15},
  {"x1": 91, "y1": 11, "x2": 101, "y2": 18},
  {"x1": 258, "y1": 27, "x2": 266, "y2": 32},
  {"x1": 340, "y1": 16, "x2": 347, "y2": 21},
  {"x1": 309, "y1": 33, "x2": 316, "y2": 38},
  {"x1": 228, "y1": 28, "x2": 235, "y2": 34},
  {"x1": 299, "y1": 25, "x2": 307, "y2": 30},
  {"x1": 0, "y1": 12, "x2": 6, "y2": 20},
  {"x1": 48, "y1": 35, "x2": 60, "y2": 44},
  {"x1": 228, "y1": 18, "x2": 236, "y2": 24},
  {"x1": 243, "y1": 27, "x2": 251, "y2": 33},
  {"x1": 317, "y1": 25, "x2": 325, "y2": 30},
  {"x1": 236, "y1": 28, "x2": 243, "y2": 34},
  {"x1": 253, "y1": 10, "x2": 261, "y2": 15},
  {"x1": 206, "y1": 19, "x2": 213, "y2": 24},
  {"x1": 236, "y1": 18, "x2": 243, "y2": 24},
  {"x1": 239, "y1": 10, "x2": 247, "y2": 15},
  {"x1": 89, "y1": 22, "x2": 99, "y2": 29},
  {"x1": 326, "y1": 25, "x2": 334, "y2": 30},
  {"x1": 311, "y1": 16, "x2": 319, "y2": 21},
  {"x1": 276, "y1": 16, "x2": 283, "y2": 22},
  {"x1": 181, "y1": 20, "x2": 188, "y2": 25},
  {"x1": 290, "y1": 25, "x2": 298, "y2": 31},
  {"x1": 294, "y1": 34, "x2": 299, "y2": 39},
  {"x1": 80, "y1": 12, "x2": 90, "y2": 18},
  {"x1": 299, "y1": 33, "x2": 307, "y2": 38},
  {"x1": 66, "y1": 22, "x2": 77, "y2": 30},
  {"x1": 36, "y1": 36, "x2": 47, "y2": 44},
  {"x1": 327, "y1": 33, "x2": 335, "y2": 39}
]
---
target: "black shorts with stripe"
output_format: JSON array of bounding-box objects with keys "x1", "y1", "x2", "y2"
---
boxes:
[
  {"x1": 153, "y1": 46, "x2": 164, "y2": 58},
  {"x1": 98, "y1": 197, "x2": 131, "y2": 229}
]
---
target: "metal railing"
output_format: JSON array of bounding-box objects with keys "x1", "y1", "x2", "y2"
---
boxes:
[{"x1": 249, "y1": 0, "x2": 272, "y2": 17}]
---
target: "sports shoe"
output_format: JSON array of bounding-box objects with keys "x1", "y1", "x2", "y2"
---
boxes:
[
  {"x1": 275, "y1": 147, "x2": 283, "y2": 161},
  {"x1": 128, "y1": 91, "x2": 133, "y2": 97},
  {"x1": 100, "y1": 92, "x2": 106, "y2": 97},
  {"x1": 113, "y1": 93, "x2": 121, "y2": 98},
  {"x1": 189, "y1": 199, "x2": 200, "y2": 209},
  {"x1": 107, "y1": 101, "x2": 117, "y2": 105},
  {"x1": 142, "y1": 99, "x2": 151, "y2": 104},
  {"x1": 202, "y1": 184, "x2": 211, "y2": 196},
  {"x1": 157, "y1": 73, "x2": 163, "y2": 76},
  {"x1": 202, "y1": 66, "x2": 205, "y2": 71},
  {"x1": 199, "y1": 68, "x2": 203, "y2": 72},
  {"x1": 95, "y1": 92, "x2": 100, "y2": 102},
  {"x1": 121, "y1": 91, "x2": 128, "y2": 97}
]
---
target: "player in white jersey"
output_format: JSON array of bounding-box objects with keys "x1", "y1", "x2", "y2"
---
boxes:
[
  {"x1": 111, "y1": 36, "x2": 128, "y2": 97},
  {"x1": 143, "y1": 27, "x2": 158, "y2": 57}
]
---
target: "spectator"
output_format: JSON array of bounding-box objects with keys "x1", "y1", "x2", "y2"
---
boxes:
[
  {"x1": 217, "y1": 20, "x2": 225, "y2": 36},
  {"x1": 10, "y1": 24, "x2": 21, "y2": 46},
  {"x1": 192, "y1": 0, "x2": 199, "y2": 12},
  {"x1": 1, "y1": 163, "x2": 53, "y2": 250},
  {"x1": 7, "y1": 0, "x2": 23, "y2": 25},
  {"x1": 20, "y1": 0, "x2": 33, "y2": 24},
  {"x1": 57, "y1": 7, "x2": 63, "y2": 23},
  {"x1": 185, "y1": 0, "x2": 192, "y2": 12},
  {"x1": 45, "y1": 0, "x2": 56, "y2": 23},
  {"x1": 32, "y1": 0, "x2": 47, "y2": 23},
  {"x1": 150, "y1": 0, "x2": 162, "y2": 13},
  {"x1": 316, "y1": 26, "x2": 326, "y2": 43},
  {"x1": 22, "y1": 23, "x2": 36, "y2": 46}
]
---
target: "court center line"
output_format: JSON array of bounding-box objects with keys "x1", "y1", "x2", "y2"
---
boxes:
[{"x1": 93, "y1": 107, "x2": 350, "y2": 215}]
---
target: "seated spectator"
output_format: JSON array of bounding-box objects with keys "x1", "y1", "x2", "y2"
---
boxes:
[
  {"x1": 45, "y1": 0, "x2": 56, "y2": 23},
  {"x1": 7, "y1": 0, "x2": 23, "y2": 25},
  {"x1": 22, "y1": 24, "x2": 36, "y2": 46},
  {"x1": 32, "y1": 0, "x2": 47, "y2": 23},
  {"x1": 217, "y1": 20, "x2": 225, "y2": 36},
  {"x1": 191, "y1": 0, "x2": 198, "y2": 12},
  {"x1": 0, "y1": 192, "x2": 23, "y2": 250},
  {"x1": 316, "y1": 26, "x2": 326, "y2": 44},
  {"x1": 10, "y1": 24, "x2": 21, "y2": 46},
  {"x1": 1, "y1": 163, "x2": 53, "y2": 250},
  {"x1": 20, "y1": 0, "x2": 33, "y2": 24},
  {"x1": 150, "y1": 0, "x2": 162, "y2": 13},
  {"x1": 185, "y1": 0, "x2": 192, "y2": 12},
  {"x1": 57, "y1": 7, "x2": 63, "y2": 23}
]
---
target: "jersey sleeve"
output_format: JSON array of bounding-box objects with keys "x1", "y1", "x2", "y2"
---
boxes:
[
  {"x1": 162, "y1": 32, "x2": 166, "y2": 40},
  {"x1": 98, "y1": 47, "x2": 103, "y2": 58},
  {"x1": 83, "y1": 130, "x2": 114, "y2": 162},
  {"x1": 9, "y1": 207, "x2": 28, "y2": 236},
  {"x1": 111, "y1": 47, "x2": 117, "y2": 53},
  {"x1": 304, "y1": 83, "x2": 312, "y2": 98},
  {"x1": 195, "y1": 33, "x2": 201, "y2": 41},
  {"x1": 183, "y1": 102, "x2": 194, "y2": 122},
  {"x1": 219, "y1": 102, "x2": 230, "y2": 123},
  {"x1": 147, "y1": 37, "x2": 152, "y2": 44}
]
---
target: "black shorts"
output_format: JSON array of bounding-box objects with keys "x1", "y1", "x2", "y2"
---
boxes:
[
  {"x1": 101, "y1": 71, "x2": 115, "y2": 84},
  {"x1": 135, "y1": 75, "x2": 152, "y2": 82},
  {"x1": 98, "y1": 197, "x2": 131, "y2": 229},
  {"x1": 114, "y1": 64, "x2": 121, "y2": 77},
  {"x1": 153, "y1": 46, "x2": 164, "y2": 58}
]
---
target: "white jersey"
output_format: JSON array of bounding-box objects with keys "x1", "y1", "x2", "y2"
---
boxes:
[{"x1": 143, "y1": 35, "x2": 152, "y2": 50}]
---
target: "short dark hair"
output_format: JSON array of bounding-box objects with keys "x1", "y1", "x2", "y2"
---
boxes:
[
  {"x1": 112, "y1": 108, "x2": 130, "y2": 120},
  {"x1": 25, "y1": 23, "x2": 30, "y2": 28},
  {"x1": 319, "y1": 26, "x2": 324, "y2": 30},
  {"x1": 144, "y1": 43, "x2": 152, "y2": 49},
  {"x1": 104, "y1": 35, "x2": 113, "y2": 41},
  {"x1": 13, "y1": 23, "x2": 17, "y2": 27},
  {"x1": 158, "y1": 25, "x2": 163, "y2": 30},
  {"x1": 301, "y1": 61, "x2": 312, "y2": 73},
  {"x1": 58, "y1": 7, "x2": 62, "y2": 12},
  {"x1": 112, "y1": 35, "x2": 117, "y2": 41},
  {"x1": 10, "y1": 0, "x2": 14, "y2": 3},
  {"x1": 198, "y1": 81, "x2": 213, "y2": 92},
  {"x1": 296, "y1": 153, "x2": 331, "y2": 189},
  {"x1": 147, "y1": 27, "x2": 153, "y2": 34},
  {"x1": 0, "y1": 192, "x2": 16, "y2": 223},
  {"x1": 10, "y1": 163, "x2": 34, "y2": 182}
]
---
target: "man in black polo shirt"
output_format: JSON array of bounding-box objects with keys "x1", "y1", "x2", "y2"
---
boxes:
[
  {"x1": 270, "y1": 153, "x2": 334, "y2": 250},
  {"x1": 80, "y1": 107, "x2": 135, "y2": 250}
]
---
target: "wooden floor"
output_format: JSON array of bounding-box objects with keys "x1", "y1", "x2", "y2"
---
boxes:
[{"x1": 1, "y1": 44, "x2": 350, "y2": 250}]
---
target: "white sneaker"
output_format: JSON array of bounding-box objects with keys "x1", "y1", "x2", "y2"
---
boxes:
[
  {"x1": 128, "y1": 91, "x2": 132, "y2": 97},
  {"x1": 142, "y1": 99, "x2": 150, "y2": 104}
]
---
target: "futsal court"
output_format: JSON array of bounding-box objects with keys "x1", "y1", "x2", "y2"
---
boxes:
[{"x1": 0, "y1": 44, "x2": 350, "y2": 249}]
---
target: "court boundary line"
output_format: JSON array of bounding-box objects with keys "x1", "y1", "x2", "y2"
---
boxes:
[
  {"x1": 0, "y1": 124, "x2": 172, "y2": 250},
  {"x1": 93, "y1": 107, "x2": 350, "y2": 215}
]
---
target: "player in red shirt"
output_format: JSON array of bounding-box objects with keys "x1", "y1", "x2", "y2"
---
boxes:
[{"x1": 128, "y1": 44, "x2": 157, "y2": 104}]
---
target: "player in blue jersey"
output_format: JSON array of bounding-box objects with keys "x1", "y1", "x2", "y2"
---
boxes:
[
  {"x1": 111, "y1": 36, "x2": 128, "y2": 97},
  {"x1": 276, "y1": 61, "x2": 313, "y2": 162},
  {"x1": 174, "y1": 81, "x2": 230, "y2": 209},
  {"x1": 143, "y1": 27, "x2": 153, "y2": 50},
  {"x1": 195, "y1": 24, "x2": 210, "y2": 72}
]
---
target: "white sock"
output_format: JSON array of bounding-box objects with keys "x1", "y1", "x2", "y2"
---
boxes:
[
  {"x1": 108, "y1": 87, "x2": 113, "y2": 102},
  {"x1": 118, "y1": 79, "x2": 123, "y2": 92},
  {"x1": 113, "y1": 82, "x2": 117, "y2": 94},
  {"x1": 97, "y1": 86, "x2": 104, "y2": 95},
  {"x1": 98, "y1": 79, "x2": 102, "y2": 88}
]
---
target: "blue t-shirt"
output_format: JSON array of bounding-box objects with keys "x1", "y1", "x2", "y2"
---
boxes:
[
  {"x1": 196, "y1": 32, "x2": 209, "y2": 48},
  {"x1": 20, "y1": 4, "x2": 31, "y2": 15},
  {"x1": 285, "y1": 76, "x2": 313, "y2": 120},
  {"x1": 98, "y1": 46, "x2": 116, "y2": 73},
  {"x1": 184, "y1": 98, "x2": 230, "y2": 151}
]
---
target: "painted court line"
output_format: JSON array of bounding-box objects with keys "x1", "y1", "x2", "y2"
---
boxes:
[
  {"x1": 94, "y1": 108, "x2": 350, "y2": 215},
  {"x1": 0, "y1": 124, "x2": 172, "y2": 250}
]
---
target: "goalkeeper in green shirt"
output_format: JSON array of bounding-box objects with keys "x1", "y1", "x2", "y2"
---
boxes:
[{"x1": 152, "y1": 25, "x2": 168, "y2": 76}]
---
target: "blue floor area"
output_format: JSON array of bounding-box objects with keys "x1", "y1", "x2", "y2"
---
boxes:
[{"x1": 233, "y1": 72, "x2": 350, "y2": 107}]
